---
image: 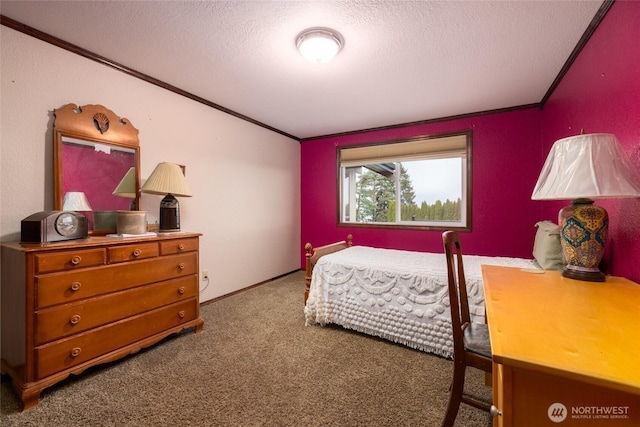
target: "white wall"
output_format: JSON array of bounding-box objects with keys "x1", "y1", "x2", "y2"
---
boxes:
[{"x1": 0, "y1": 27, "x2": 301, "y2": 302}]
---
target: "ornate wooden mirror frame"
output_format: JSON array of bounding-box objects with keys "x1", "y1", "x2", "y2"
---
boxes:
[{"x1": 53, "y1": 103, "x2": 141, "y2": 234}]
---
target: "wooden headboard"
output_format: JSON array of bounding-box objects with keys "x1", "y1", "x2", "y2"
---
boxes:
[{"x1": 304, "y1": 234, "x2": 353, "y2": 303}]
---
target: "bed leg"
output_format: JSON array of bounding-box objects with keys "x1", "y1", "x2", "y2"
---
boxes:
[{"x1": 304, "y1": 243, "x2": 313, "y2": 304}]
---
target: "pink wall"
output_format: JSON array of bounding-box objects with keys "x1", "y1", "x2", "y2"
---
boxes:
[
  {"x1": 540, "y1": 0, "x2": 640, "y2": 281},
  {"x1": 301, "y1": 108, "x2": 544, "y2": 266}
]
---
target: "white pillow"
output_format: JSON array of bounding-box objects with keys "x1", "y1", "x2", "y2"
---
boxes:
[{"x1": 533, "y1": 221, "x2": 564, "y2": 270}]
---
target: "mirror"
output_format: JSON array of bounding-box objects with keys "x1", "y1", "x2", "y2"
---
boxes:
[{"x1": 53, "y1": 104, "x2": 140, "y2": 234}]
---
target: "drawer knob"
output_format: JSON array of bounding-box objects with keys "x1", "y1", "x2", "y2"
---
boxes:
[
  {"x1": 178, "y1": 263, "x2": 185, "y2": 270},
  {"x1": 490, "y1": 405, "x2": 502, "y2": 418},
  {"x1": 178, "y1": 244, "x2": 185, "y2": 251},
  {"x1": 70, "y1": 282, "x2": 82, "y2": 292},
  {"x1": 178, "y1": 287, "x2": 186, "y2": 295},
  {"x1": 70, "y1": 314, "x2": 81, "y2": 325},
  {"x1": 70, "y1": 347, "x2": 82, "y2": 357},
  {"x1": 178, "y1": 310, "x2": 186, "y2": 318},
  {"x1": 132, "y1": 249, "x2": 141, "y2": 257},
  {"x1": 71, "y1": 256, "x2": 82, "y2": 265}
]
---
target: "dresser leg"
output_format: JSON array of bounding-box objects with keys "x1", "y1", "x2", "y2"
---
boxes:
[
  {"x1": 194, "y1": 318, "x2": 204, "y2": 334},
  {"x1": 16, "y1": 383, "x2": 42, "y2": 412}
]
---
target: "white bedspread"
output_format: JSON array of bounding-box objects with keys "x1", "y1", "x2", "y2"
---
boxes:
[{"x1": 304, "y1": 246, "x2": 538, "y2": 358}]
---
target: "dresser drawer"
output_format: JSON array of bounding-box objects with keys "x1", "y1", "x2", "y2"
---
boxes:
[
  {"x1": 35, "y1": 299, "x2": 198, "y2": 379},
  {"x1": 35, "y1": 275, "x2": 198, "y2": 345},
  {"x1": 34, "y1": 248, "x2": 106, "y2": 273},
  {"x1": 35, "y1": 252, "x2": 197, "y2": 308},
  {"x1": 159, "y1": 237, "x2": 198, "y2": 255},
  {"x1": 107, "y1": 242, "x2": 159, "y2": 263}
]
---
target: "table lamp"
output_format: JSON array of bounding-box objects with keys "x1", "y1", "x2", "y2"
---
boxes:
[
  {"x1": 531, "y1": 133, "x2": 640, "y2": 281},
  {"x1": 141, "y1": 162, "x2": 192, "y2": 232},
  {"x1": 112, "y1": 167, "x2": 138, "y2": 210},
  {"x1": 63, "y1": 191, "x2": 92, "y2": 212}
]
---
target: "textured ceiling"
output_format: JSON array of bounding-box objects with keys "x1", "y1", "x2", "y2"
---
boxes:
[{"x1": 1, "y1": 1, "x2": 605, "y2": 139}]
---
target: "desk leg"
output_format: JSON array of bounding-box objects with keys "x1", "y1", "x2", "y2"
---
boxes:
[{"x1": 492, "y1": 362, "x2": 513, "y2": 427}]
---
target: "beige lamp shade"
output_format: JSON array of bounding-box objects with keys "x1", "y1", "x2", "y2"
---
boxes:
[
  {"x1": 63, "y1": 191, "x2": 92, "y2": 211},
  {"x1": 141, "y1": 162, "x2": 192, "y2": 197},
  {"x1": 532, "y1": 133, "x2": 640, "y2": 200},
  {"x1": 112, "y1": 167, "x2": 137, "y2": 198}
]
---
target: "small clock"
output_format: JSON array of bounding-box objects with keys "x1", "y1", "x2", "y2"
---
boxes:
[{"x1": 21, "y1": 211, "x2": 88, "y2": 243}]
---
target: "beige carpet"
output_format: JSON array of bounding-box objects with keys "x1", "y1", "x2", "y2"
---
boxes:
[{"x1": 1, "y1": 270, "x2": 491, "y2": 426}]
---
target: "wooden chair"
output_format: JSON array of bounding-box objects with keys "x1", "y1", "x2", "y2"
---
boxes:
[{"x1": 442, "y1": 231, "x2": 493, "y2": 427}]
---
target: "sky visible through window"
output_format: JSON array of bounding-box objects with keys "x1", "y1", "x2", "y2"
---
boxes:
[{"x1": 403, "y1": 158, "x2": 461, "y2": 205}]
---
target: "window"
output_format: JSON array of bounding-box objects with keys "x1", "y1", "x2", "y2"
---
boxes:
[{"x1": 338, "y1": 131, "x2": 472, "y2": 230}]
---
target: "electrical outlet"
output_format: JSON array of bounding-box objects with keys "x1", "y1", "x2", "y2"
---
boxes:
[{"x1": 202, "y1": 270, "x2": 209, "y2": 281}]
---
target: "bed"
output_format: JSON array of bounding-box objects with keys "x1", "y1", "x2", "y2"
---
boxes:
[{"x1": 303, "y1": 235, "x2": 543, "y2": 358}]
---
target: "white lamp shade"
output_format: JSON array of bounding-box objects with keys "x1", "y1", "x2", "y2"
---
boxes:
[
  {"x1": 532, "y1": 133, "x2": 640, "y2": 200},
  {"x1": 297, "y1": 28, "x2": 343, "y2": 64},
  {"x1": 112, "y1": 167, "x2": 137, "y2": 198},
  {"x1": 141, "y1": 162, "x2": 192, "y2": 197},
  {"x1": 63, "y1": 191, "x2": 92, "y2": 211}
]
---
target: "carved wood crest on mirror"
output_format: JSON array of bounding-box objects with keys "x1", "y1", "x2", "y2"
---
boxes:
[{"x1": 53, "y1": 104, "x2": 141, "y2": 235}]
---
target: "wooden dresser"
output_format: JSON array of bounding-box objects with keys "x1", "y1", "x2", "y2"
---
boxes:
[{"x1": 1, "y1": 232, "x2": 204, "y2": 410}]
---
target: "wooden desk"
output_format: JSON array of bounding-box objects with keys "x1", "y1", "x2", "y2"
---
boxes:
[{"x1": 482, "y1": 265, "x2": 640, "y2": 427}]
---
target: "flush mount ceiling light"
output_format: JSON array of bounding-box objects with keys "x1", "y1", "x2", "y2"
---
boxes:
[{"x1": 296, "y1": 27, "x2": 343, "y2": 64}]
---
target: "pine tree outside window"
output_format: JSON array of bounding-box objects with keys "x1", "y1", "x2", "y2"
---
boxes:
[{"x1": 338, "y1": 131, "x2": 472, "y2": 231}]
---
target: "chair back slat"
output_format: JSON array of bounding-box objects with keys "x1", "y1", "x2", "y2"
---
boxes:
[{"x1": 442, "y1": 231, "x2": 471, "y2": 353}]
